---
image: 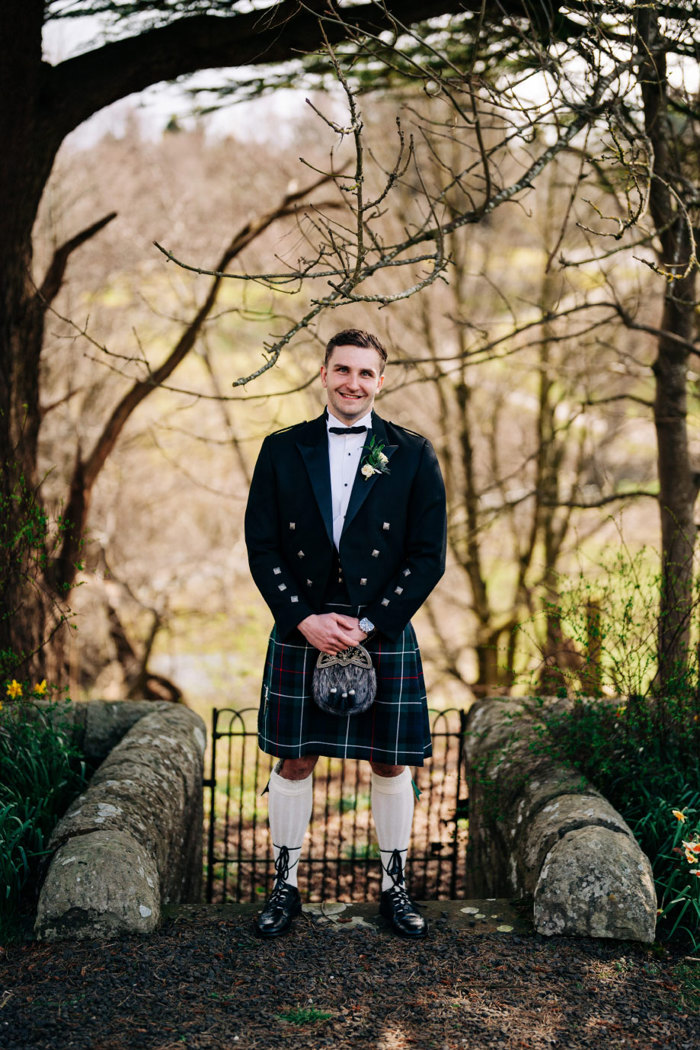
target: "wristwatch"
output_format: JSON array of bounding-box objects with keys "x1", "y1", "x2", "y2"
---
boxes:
[{"x1": 358, "y1": 616, "x2": 376, "y2": 638}]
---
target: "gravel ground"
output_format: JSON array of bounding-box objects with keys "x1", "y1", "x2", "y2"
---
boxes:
[{"x1": 1, "y1": 903, "x2": 698, "y2": 1050}]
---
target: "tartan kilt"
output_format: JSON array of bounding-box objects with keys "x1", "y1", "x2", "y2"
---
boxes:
[{"x1": 258, "y1": 621, "x2": 432, "y2": 765}]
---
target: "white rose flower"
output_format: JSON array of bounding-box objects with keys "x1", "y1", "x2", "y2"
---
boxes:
[
  {"x1": 378, "y1": 452, "x2": 388, "y2": 466},
  {"x1": 361, "y1": 463, "x2": 376, "y2": 479}
]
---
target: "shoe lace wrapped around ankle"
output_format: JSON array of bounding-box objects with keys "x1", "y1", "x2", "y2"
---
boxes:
[
  {"x1": 385, "y1": 847, "x2": 406, "y2": 886},
  {"x1": 267, "y1": 844, "x2": 301, "y2": 904},
  {"x1": 274, "y1": 845, "x2": 292, "y2": 883}
]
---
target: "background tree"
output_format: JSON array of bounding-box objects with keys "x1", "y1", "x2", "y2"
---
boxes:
[
  {"x1": 193, "y1": 0, "x2": 700, "y2": 694},
  {"x1": 3, "y1": 1, "x2": 699, "y2": 700},
  {"x1": 34, "y1": 118, "x2": 348, "y2": 699},
  {"x1": 0, "y1": 0, "x2": 455, "y2": 681},
  {"x1": 355, "y1": 141, "x2": 659, "y2": 697}
]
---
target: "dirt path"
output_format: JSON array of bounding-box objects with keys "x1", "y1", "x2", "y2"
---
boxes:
[{"x1": 1, "y1": 902, "x2": 697, "y2": 1049}]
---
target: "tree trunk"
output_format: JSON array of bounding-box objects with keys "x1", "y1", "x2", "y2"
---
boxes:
[
  {"x1": 0, "y1": 2, "x2": 68, "y2": 682},
  {"x1": 637, "y1": 4, "x2": 699, "y2": 691},
  {"x1": 652, "y1": 264, "x2": 698, "y2": 690}
]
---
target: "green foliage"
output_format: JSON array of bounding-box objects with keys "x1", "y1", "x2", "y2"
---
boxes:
[
  {"x1": 537, "y1": 690, "x2": 700, "y2": 950},
  {"x1": 628, "y1": 792, "x2": 700, "y2": 950},
  {"x1": 0, "y1": 695, "x2": 87, "y2": 941},
  {"x1": 276, "y1": 1006, "x2": 333, "y2": 1025},
  {"x1": 526, "y1": 549, "x2": 700, "y2": 790},
  {"x1": 671, "y1": 961, "x2": 700, "y2": 1015},
  {"x1": 524, "y1": 547, "x2": 681, "y2": 700},
  {"x1": 525, "y1": 547, "x2": 700, "y2": 949},
  {"x1": 0, "y1": 472, "x2": 78, "y2": 683},
  {"x1": 0, "y1": 470, "x2": 85, "y2": 941},
  {"x1": 540, "y1": 693, "x2": 699, "y2": 813},
  {"x1": 335, "y1": 790, "x2": 370, "y2": 814},
  {"x1": 343, "y1": 842, "x2": 379, "y2": 861}
]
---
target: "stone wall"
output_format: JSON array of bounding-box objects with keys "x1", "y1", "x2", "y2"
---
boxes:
[
  {"x1": 35, "y1": 702, "x2": 206, "y2": 941},
  {"x1": 464, "y1": 698, "x2": 657, "y2": 943}
]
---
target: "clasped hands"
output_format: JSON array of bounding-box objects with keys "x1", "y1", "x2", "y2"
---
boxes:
[{"x1": 297, "y1": 612, "x2": 368, "y2": 654}]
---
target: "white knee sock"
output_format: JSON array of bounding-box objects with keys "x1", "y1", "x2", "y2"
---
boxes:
[
  {"x1": 371, "y1": 767, "x2": 415, "y2": 891},
  {"x1": 268, "y1": 768, "x2": 313, "y2": 888}
]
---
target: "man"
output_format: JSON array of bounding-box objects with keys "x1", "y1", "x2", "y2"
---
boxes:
[{"x1": 244, "y1": 328, "x2": 446, "y2": 939}]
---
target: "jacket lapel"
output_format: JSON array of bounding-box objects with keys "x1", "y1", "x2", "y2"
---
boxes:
[
  {"x1": 296, "y1": 413, "x2": 334, "y2": 546},
  {"x1": 342, "y1": 413, "x2": 398, "y2": 535}
]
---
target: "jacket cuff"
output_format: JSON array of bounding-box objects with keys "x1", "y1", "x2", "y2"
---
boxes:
[{"x1": 275, "y1": 602, "x2": 315, "y2": 640}]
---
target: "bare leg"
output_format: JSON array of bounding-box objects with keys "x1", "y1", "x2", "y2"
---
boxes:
[
  {"x1": 278, "y1": 756, "x2": 319, "y2": 780},
  {"x1": 370, "y1": 762, "x2": 405, "y2": 777}
]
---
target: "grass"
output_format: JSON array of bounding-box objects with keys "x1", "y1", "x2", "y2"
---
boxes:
[
  {"x1": 0, "y1": 696, "x2": 87, "y2": 940},
  {"x1": 671, "y1": 961, "x2": 700, "y2": 1015},
  {"x1": 276, "y1": 1006, "x2": 334, "y2": 1025}
]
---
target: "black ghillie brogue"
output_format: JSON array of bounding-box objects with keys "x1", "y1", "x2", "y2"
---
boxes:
[
  {"x1": 379, "y1": 849, "x2": 427, "y2": 939},
  {"x1": 255, "y1": 846, "x2": 302, "y2": 939}
]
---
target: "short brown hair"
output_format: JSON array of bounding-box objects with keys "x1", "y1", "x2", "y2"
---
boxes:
[{"x1": 324, "y1": 329, "x2": 388, "y2": 373}]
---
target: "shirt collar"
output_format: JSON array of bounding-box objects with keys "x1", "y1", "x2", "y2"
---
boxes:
[{"x1": 326, "y1": 410, "x2": 372, "y2": 432}]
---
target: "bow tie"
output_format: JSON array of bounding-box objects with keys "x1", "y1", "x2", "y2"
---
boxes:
[{"x1": 328, "y1": 426, "x2": 367, "y2": 435}]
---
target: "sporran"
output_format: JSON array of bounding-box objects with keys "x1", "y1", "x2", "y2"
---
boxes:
[{"x1": 312, "y1": 645, "x2": 377, "y2": 716}]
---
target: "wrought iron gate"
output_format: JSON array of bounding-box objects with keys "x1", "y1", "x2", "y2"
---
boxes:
[{"x1": 204, "y1": 707, "x2": 468, "y2": 903}]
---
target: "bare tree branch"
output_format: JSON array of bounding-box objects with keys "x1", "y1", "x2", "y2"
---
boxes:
[
  {"x1": 52, "y1": 172, "x2": 335, "y2": 591},
  {"x1": 38, "y1": 211, "x2": 117, "y2": 307},
  {"x1": 47, "y1": 0, "x2": 465, "y2": 141}
]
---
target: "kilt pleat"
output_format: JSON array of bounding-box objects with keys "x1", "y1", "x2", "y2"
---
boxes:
[{"x1": 258, "y1": 621, "x2": 432, "y2": 765}]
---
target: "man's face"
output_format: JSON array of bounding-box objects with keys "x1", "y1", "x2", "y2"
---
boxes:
[{"x1": 321, "y1": 344, "x2": 385, "y2": 424}]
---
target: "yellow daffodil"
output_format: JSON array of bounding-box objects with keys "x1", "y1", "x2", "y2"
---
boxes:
[
  {"x1": 34, "y1": 679, "x2": 48, "y2": 696},
  {"x1": 672, "y1": 809, "x2": 686, "y2": 823},
  {"x1": 6, "y1": 680, "x2": 22, "y2": 699}
]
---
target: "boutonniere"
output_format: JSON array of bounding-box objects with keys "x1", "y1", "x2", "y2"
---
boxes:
[{"x1": 360, "y1": 437, "x2": 391, "y2": 481}]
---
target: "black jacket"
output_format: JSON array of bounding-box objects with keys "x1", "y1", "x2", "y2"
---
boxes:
[{"x1": 244, "y1": 410, "x2": 446, "y2": 640}]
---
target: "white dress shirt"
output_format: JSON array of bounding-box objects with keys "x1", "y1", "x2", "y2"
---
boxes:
[{"x1": 327, "y1": 410, "x2": 372, "y2": 549}]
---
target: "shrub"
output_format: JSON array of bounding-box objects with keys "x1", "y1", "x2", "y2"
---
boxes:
[
  {"x1": 0, "y1": 687, "x2": 87, "y2": 941},
  {"x1": 537, "y1": 692, "x2": 700, "y2": 950},
  {"x1": 629, "y1": 792, "x2": 700, "y2": 949},
  {"x1": 539, "y1": 693, "x2": 699, "y2": 812},
  {"x1": 519, "y1": 543, "x2": 700, "y2": 950}
]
